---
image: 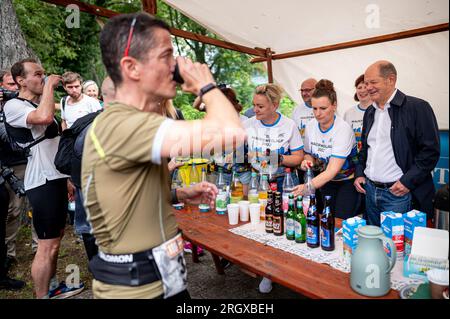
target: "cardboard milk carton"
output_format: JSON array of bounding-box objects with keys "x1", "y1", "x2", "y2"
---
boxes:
[
  {"x1": 380, "y1": 211, "x2": 404, "y2": 260},
  {"x1": 343, "y1": 217, "x2": 366, "y2": 265},
  {"x1": 403, "y1": 210, "x2": 426, "y2": 256}
]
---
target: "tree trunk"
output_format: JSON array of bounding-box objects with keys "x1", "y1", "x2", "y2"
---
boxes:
[{"x1": 0, "y1": 0, "x2": 38, "y2": 70}]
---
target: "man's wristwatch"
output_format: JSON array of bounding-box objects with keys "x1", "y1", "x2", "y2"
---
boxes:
[
  {"x1": 171, "y1": 188, "x2": 179, "y2": 205},
  {"x1": 198, "y1": 83, "x2": 217, "y2": 103}
]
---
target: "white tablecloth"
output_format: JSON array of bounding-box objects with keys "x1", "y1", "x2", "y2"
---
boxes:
[{"x1": 229, "y1": 221, "x2": 424, "y2": 291}]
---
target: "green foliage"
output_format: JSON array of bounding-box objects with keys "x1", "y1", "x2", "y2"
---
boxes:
[
  {"x1": 13, "y1": 0, "x2": 106, "y2": 84},
  {"x1": 279, "y1": 96, "x2": 296, "y2": 118},
  {"x1": 12, "y1": 0, "x2": 272, "y2": 120},
  {"x1": 154, "y1": 0, "x2": 266, "y2": 119}
]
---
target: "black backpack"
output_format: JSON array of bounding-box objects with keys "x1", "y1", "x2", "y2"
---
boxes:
[
  {"x1": 54, "y1": 110, "x2": 101, "y2": 175},
  {"x1": 3, "y1": 97, "x2": 61, "y2": 156}
]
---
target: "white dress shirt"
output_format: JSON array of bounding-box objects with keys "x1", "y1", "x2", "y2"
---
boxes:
[{"x1": 364, "y1": 89, "x2": 404, "y2": 183}]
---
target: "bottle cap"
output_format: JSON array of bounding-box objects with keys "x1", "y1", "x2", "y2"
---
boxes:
[{"x1": 407, "y1": 211, "x2": 416, "y2": 218}]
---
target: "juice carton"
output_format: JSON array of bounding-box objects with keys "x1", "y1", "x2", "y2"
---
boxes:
[
  {"x1": 380, "y1": 211, "x2": 404, "y2": 260},
  {"x1": 342, "y1": 217, "x2": 366, "y2": 265},
  {"x1": 403, "y1": 210, "x2": 426, "y2": 256}
]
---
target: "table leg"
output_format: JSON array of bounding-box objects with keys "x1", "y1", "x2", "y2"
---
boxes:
[
  {"x1": 191, "y1": 243, "x2": 199, "y2": 263},
  {"x1": 211, "y1": 253, "x2": 225, "y2": 275}
]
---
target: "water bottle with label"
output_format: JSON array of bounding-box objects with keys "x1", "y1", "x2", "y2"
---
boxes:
[{"x1": 215, "y1": 167, "x2": 227, "y2": 215}]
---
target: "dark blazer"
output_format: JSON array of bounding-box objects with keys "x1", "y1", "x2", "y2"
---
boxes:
[{"x1": 356, "y1": 90, "x2": 440, "y2": 217}]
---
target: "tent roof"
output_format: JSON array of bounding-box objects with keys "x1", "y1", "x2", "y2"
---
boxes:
[{"x1": 164, "y1": 0, "x2": 449, "y2": 129}]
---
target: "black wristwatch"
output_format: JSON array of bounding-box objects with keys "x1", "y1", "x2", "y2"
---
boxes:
[
  {"x1": 171, "y1": 188, "x2": 179, "y2": 204},
  {"x1": 198, "y1": 83, "x2": 217, "y2": 103}
]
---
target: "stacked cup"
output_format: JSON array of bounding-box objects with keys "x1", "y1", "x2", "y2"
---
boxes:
[{"x1": 238, "y1": 201, "x2": 250, "y2": 222}]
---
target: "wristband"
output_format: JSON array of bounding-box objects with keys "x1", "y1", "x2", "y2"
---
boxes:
[{"x1": 198, "y1": 83, "x2": 217, "y2": 103}]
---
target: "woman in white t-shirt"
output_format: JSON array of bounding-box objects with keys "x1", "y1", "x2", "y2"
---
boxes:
[
  {"x1": 293, "y1": 79, "x2": 359, "y2": 219},
  {"x1": 244, "y1": 83, "x2": 304, "y2": 191},
  {"x1": 246, "y1": 83, "x2": 304, "y2": 294},
  {"x1": 343, "y1": 74, "x2": 372, "y2": 152}
]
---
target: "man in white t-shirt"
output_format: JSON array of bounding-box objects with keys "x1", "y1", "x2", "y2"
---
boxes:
[
  {"x1": 291, "y1": 78, "x2": 317, "y2": 141},
  {"x1": 4, "y1": 59, "x2": 83, "y2": 299},
  {"x1": 60, "y1": 72, "x2": 102, "y2": 130}
]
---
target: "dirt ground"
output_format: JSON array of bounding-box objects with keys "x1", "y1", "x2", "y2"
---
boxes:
[{"x1": 1, "y1": 224, "x2": 304, "y2": 299}]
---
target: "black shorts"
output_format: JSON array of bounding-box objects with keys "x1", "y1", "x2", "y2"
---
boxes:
[{"x1": 26, "y1": 178, "x2": 68, "y2": 239}]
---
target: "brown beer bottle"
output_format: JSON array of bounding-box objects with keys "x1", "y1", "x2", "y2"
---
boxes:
[
  {"x1": 320, "y1": 196, "x2": 335, "y2": 251},
  {"x1": 265, "y1": 190, "x2": 273, "y2": 233},
  {"x1": 273, "y1": 192, "x2": 284, "y2": 236},
  {"x1": 306, "y1": 194, "x2": 320, "y2": 248}
]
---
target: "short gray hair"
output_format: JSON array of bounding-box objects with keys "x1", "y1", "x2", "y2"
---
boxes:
[{"x1": 379, "y1": 62, "x2": 397, "y2": 79}]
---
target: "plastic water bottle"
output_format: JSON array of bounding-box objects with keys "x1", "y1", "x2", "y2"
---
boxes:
[
  {"x1": 282, "y1": 168, "x2": 295, "y2": 213},
  {"x1": 190, "y1": 162, "x2": 199, "y2": 186},
  {"x1": 258, "y1": 174, "x2": 269, "y2": 220},
  {"x1": 171, "y1": 168, "x2": 184, "y2": 210},
  {"x1": 303, "y1": 166, "x2": 315, "y2": 215},
  {"x1": 304, "y1": 166, "x2": 315, "y2": 196},
  {"x1": 199, "y1": 167, "x2": 210, "y2": 212}
]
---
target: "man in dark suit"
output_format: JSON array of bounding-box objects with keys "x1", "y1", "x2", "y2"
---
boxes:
[{"x1": 354, "y1": 60, "x2": 440, "y2": 226}]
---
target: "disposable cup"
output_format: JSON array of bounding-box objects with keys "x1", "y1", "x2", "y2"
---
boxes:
[
  {"x1": 249, "y1": 203, "x2": 261, "y2": 225},
  {"x1": 238, "y1": 201, "x2": 250, "y2": 222},
  {"x1": 227, "y1": 204, "x2": 239, "y2": 225}
]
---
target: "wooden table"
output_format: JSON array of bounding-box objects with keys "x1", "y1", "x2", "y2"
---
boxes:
[{"x1": 175, "y1": 206, "x2": 399, "y2": 299}]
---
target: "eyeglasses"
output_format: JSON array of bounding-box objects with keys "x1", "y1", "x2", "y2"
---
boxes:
[
  {"x1": 123, "y1": 17, "x2": 137, "y2": 58},
  {"x1": 300, "y1": 88, "x2": 314, "y2": 93}
]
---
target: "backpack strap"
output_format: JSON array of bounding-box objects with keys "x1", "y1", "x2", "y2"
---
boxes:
[
  {"x1": 4, "y1": 97, "x2": 60, "y2": 153},
  {"x1": 62, "y1": 96, "x2": 68, "y2": 111}
]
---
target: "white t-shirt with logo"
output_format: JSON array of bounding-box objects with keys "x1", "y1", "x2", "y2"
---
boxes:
[
  {"x1": 291, "y1": 102, "x2": 315, "y2": 142},
  {"x1": 244, "y1": 113, "x2": 303, "y2": 174},
  {"x1": 3, "y1": 99, "x2": 68, "y2": 190},
  {"x1": 304, "y1": 115, "x2": 358, "y2": 181},
  {"x1": 343, "y1": 104, "x2": 367, "y2": 152},
  {"x1": 60, "y1": 94, "x2": 102, "y2": 128}
]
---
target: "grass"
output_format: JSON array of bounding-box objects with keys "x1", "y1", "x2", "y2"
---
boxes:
[{"x1": 0, "y1": 223, "x2": 93, "y2": 299}]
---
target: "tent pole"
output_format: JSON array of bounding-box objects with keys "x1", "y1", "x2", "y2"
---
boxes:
[
  {"x1": 266, "y1": 48, "x2": 273, "y2": 83},
  {"x1": 39, "y1": 0, "x2": 266, "y2": 57},
  {"x1": 142, "y1": 0, "x2": 157, "y2": 15},
  {"x1": 251, "y1": 23, "x2": 449, "y2": 63}
]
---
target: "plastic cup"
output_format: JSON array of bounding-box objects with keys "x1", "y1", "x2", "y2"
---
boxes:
[
  {"x1": 227, "y1": 204, "x2": 239, "y2": 225},
  {"x1": 249, "y1": 203, "x2": 261, "y2": 225},
  {"x1": 238, "y1": 200, "x2": 250, "y2": 222}
]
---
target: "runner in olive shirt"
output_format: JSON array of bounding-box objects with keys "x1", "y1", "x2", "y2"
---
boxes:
[{"x1": 82, "y1": 13, "x2": 245, "y2": 299}]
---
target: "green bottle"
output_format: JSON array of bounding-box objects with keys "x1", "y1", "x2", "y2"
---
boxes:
[
  {"x1": 295, "y1": 196, "x2": 306, "y2": 243},
  {"x1": 286, "y1": 194, "x2": 295, "y2": 240}
]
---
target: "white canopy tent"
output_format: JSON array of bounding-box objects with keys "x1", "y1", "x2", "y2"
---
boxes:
[{"x1": 163, "y1": 0, "x2": 449, "y2": 129}]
